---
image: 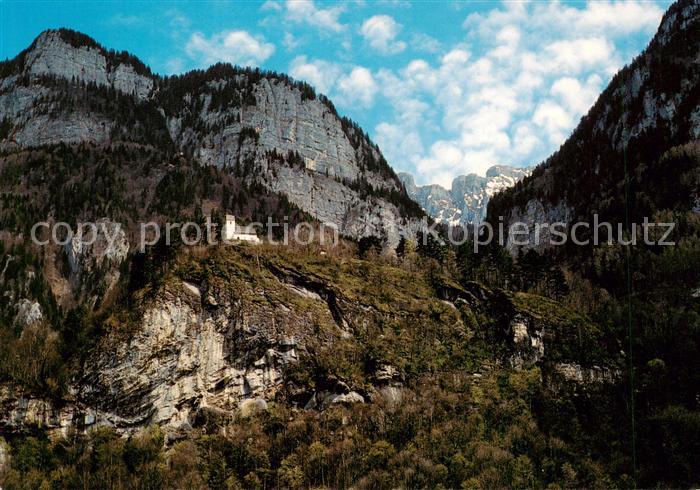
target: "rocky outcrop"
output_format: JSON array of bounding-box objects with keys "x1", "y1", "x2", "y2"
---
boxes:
[
  {"x1": 0, "y1": 385, "x2": 106, "y2": 438},
  {"x1": 0, "y1": 30, "x2": 150, "y2": 148},
  {"x1": 77, "y1": 263, "x2": 352, "y2": 432},
  {"x1": 173, "y1": 74, "x2": 417, "y2": 244},
  {"x1": 503, "y1": 309, "x2": 622, "y2": 390},
  {"x1": 13, "y1": 299, "x2": 43, "y2": 327},
  {"x1": 65, "y1": 219, "x2": 129, "y2": 305},
  {"x1": 0, "y1": 436, "x2": 9, "y2": 473},
  {"x1": 508, "y1": 314, "x2": 545, "y2": 368},
  {"x1": 81, "y1": 285, "x2": 294, "y2": 430},
  {"x1": 0, "y1": 244, "x2": 621, "y2": 437},
  {"x1": 196, "y1": 78, "x2": 358, "y2": 182},
  {"x1": 400, "y1": 165, "x2": 531, "y2": 226},
  {"x1": 552, "y1": 363, "x2": 621, "y2": 384},
  {"x1": 503, "y1": 199, "x2": 574, "y2": 254},
  {"x1": 24, "y1": 30, "x2": 153, "y2": 99},
  {"x1": 434, "y1": 281, "x2": 620, "y2": 385},
  {"x1": 264, "y1": 165, "x2": 419, "y2": 246}
]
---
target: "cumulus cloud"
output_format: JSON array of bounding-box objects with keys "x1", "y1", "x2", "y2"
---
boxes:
[
  {"x1": 463, "y1": 0, "x2": 663, "y2": 39},
  {"x1": 410, "y1": 32, "x2": 442, "y2": 53},
  {"x1": 375, "y1": 122, "x2": 424, "y2": 170},
  {"x1": 289, "y1": 56, "x2": 341, "y2": 94},
  {"x1": 512, "y1": 123, "x2": 541, "y2": 157},
  {"x1": 533, "y1": 101, "x2": 575, "y2": 145},
  {"x1": 337, "y1": 67, "x2": 378, "y2": 107},
  {"x1": 283, "y1": 0, "x2": 346, "y2": 33},
  {"x1": 556, "y1": 0, "x2": 665, "y2": 35},
  {"x1": 415, "y1": 141, "x2": 495, "y2": 189},
  {"x1": 260, "y1": 0, "x2": 282, "y2": 11},
  {"x1": 543, "y1": 37, "x2": 616, "y2": 74},
  {"x1": 283, "y1": 32, "x2": 301, "y2": 50},
  {"x1": 186, "y1": 30, "x2": 275, "y2": 67},
  {"x1": 551, "y1": 75, "x2": 603, "y2": 114},
  {"x1": 288, "y1": 58, "x2": 379, "y2": 107},
  {"x1": 360, "y1": 15, "x2": 407, "y2": 55},
  {"x1": 224, "y1": 0, "x2": 665, "y2": 187}
]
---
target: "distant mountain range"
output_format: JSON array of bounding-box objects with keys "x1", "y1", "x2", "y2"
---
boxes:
[{"x1": 399, "y1": 165, "x2": 531, "y2": 225}]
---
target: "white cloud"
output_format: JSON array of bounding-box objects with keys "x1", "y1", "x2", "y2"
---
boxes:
[
  {"x1": 513, "y1": 124, "x2": 541, "y2": 157},
  {"x1": 410, "y1": 32, "x2": 442, "y2": 53},
  {"x1": 417, "y1": 141, "x2": 467, "y2": 188},
  {"x1": 560, "y1": 0, "x2": 664, "y2": 35},
  {"x1": 375, "y1": 122, "x2": 424, "y2": 170},
  {"x1": 261, "y1": 0, "x2": 282, "y2": 11},
  {"x1": 533, "y1": 100, "x2": 574, "y2": 145},
  {"x1": 441, "y1": 47, "x2": 470, "y2": 67},
  {"x1": 551, "y1": 75, "x2": 603, "y2": 114},
  {"x1": 464, "y1": 0, "x2": 663, "y2": 39},
  {"x1": 193, "y1": 0, "x2": 665, "y2": 187},
  {"x1": 337, "y1": 67, "x2": 378, "y2": 107},
  {"x1": 283, "y1": 31, "x2": 300, "y2": 50},
  {"x1": 289, "y1": 56, "x2": 341, "y2": 94},
  {"x1": 165, "y1": 9, "x2": 191, "y2": 34},
  {"x1": 360, "y1": 15, "x2": 407, "y2": 55},
  {"x1": 283, "y1": 0, "x2": 346, "y2": 33},
  {"x1": 543, "y1": 37, "x2": 615, "y2": 74},
  {"x1": 186, "y1": 31, "x2": 275, "y2": 67},
  {"x1": 288, "y1": 57, "x2": 379, "y2": 108}
]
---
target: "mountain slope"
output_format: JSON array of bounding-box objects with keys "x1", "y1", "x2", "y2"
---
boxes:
[
  {"x1": 488, "y1": 0, "x2": 700, "y2": 252},
  {"x1": 0, "y1": 29, "x2": 422, "y2": 245},
  {"x1": 1, "y1": 244, "x2": 614, "y2": 434},
  {"x1": 400, "y1": 165, "x2": 531, "y2": 225}
]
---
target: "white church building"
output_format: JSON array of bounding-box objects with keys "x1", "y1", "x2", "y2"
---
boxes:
[{"x1": 223, "y1": 215, "x2": 261, "y2": 244}]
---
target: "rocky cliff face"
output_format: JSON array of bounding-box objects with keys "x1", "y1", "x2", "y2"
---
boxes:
[
  {"x1": 24, "y1": 30, "x2": 154, "y2": 100},
  {"x1": 65, "y1": 219, "x2": 130, "y2": 307},
  {"x1": 0, "y1": 29, "x2": 422, "y2": 245},
  {"x1": 0, "y1": 245, "x2": 618, "y2": 438},
  {"x1": 399, "y1": 165, "x2": 531, "y2": 225},
  {"x1": 488, "y1": 0, "x2": 700, "y2": 253}
]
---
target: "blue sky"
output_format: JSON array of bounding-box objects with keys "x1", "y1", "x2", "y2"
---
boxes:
[{"x1": 1, "y1": 0, "x2": 671, "y2": 187}]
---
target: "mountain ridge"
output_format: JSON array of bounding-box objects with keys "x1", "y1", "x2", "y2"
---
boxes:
[{"x1": 0, "y1": 28, "x2": 423, "y2": 245}]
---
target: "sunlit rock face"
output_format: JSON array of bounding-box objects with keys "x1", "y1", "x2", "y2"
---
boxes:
[{"x1": 24, "y1": 30, "x2": 154, "y2": 99}]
